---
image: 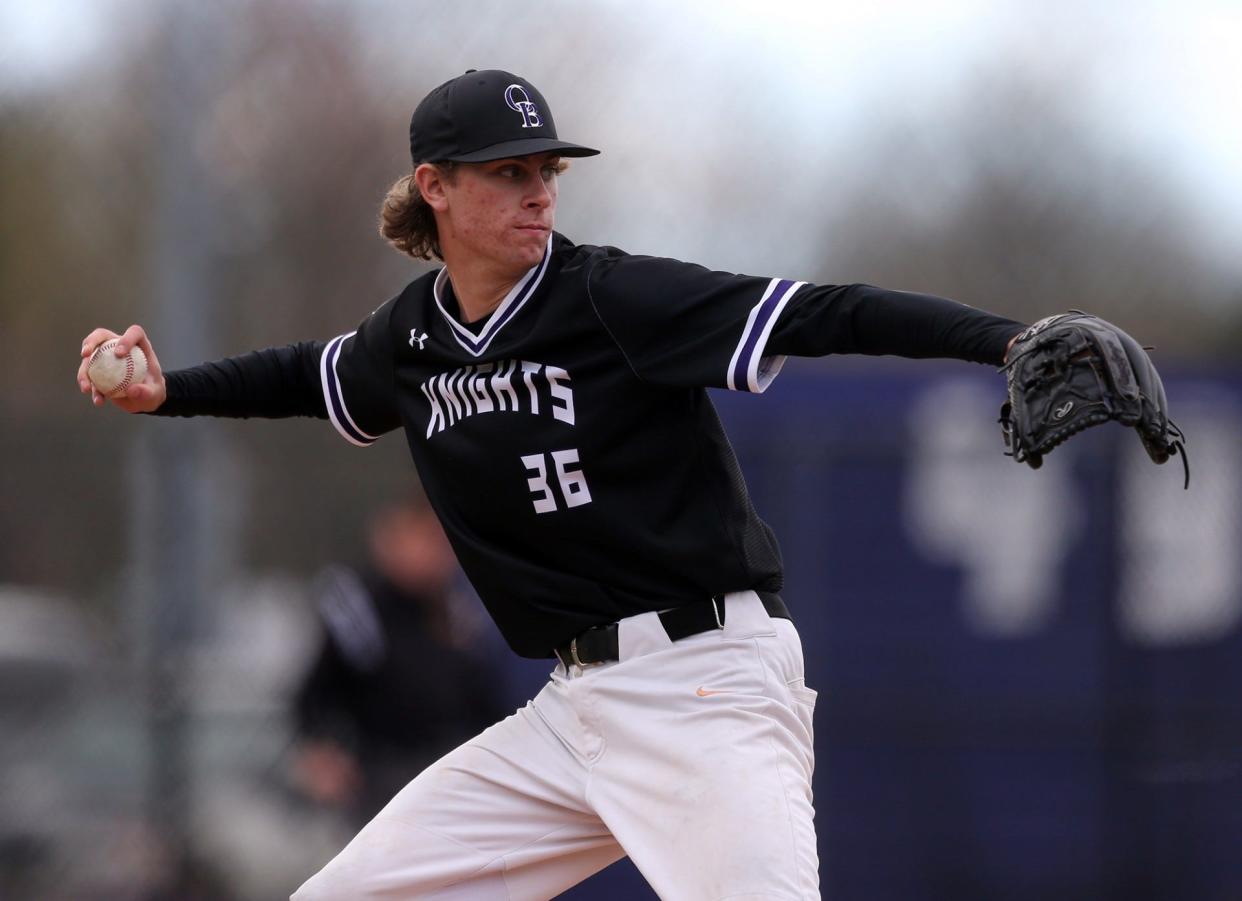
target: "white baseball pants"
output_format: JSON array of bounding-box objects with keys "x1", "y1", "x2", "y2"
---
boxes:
[{"x1": 291, "y1": 590, "x2": 819, "y2": 900}]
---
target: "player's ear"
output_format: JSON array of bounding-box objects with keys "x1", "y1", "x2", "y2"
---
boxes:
[{"x1": 414, "y1": 163, "x2": 451, "y2": 211}]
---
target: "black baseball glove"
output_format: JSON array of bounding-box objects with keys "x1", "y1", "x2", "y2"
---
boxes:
[{"x1": 999, "y1": 311, "x2": 1188, "y2": 486}]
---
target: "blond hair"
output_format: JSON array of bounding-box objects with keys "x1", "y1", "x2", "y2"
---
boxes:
[{"x1": 378, "y1": 162, "x2": 457, "y2": 261}]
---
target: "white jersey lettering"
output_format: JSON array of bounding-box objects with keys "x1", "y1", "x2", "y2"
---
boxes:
[
  {"x1": 456, "y1": 368, "x2": 476, "y2": 417},
  {"x1": 470, "y1": 364, "x2": 496, "y2": 413},
  {"x1": 440, "y1": 371, "x2": 462, "y2": 424},
  {"x1": 547, "y1": 366, "x2": 574, "y2": 425},
  {"x1": 521, "y1": 361, "x2": 542, "y2": 414},
  {"x1": 420, "y1": 359, "x2": 576, "y2": 436},
  {"x1": 492, "y1": 360, "x2": 519, "y2": 411},
  {"x1": 421, "y1": 381, "x2": 446, "y2": 438}
]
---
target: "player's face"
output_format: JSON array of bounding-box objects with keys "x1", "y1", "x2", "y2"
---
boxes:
[{"x1": 438, "y1": 152, "x2": 562, "y2": 274}]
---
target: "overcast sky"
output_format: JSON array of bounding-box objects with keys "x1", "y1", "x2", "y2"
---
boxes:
[
  {"x1": 660, "y1": 0, "x2": 1242, "y2": 238},
  {"x1": 3, "y1": 0, "x2": 1239, "y2": 271}
]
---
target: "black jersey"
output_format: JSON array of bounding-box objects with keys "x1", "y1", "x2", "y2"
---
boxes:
[
  {"x1": 158, "y1": 232, "x2": 1021, "y2": 658},
  {"x1": 324, "y1": 234, "x2": 804, "y2": 657}
]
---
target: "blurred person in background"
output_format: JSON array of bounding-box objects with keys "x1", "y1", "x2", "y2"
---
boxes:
[{"x1": 291, "y1": 493, "x2": 505, "y2": 828}]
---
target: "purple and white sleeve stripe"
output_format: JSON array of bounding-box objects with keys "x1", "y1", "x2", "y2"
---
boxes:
[
  {"x1": 320, "y1": 333, "x2": 381, "y2": 447},
  {"x1": 726, "y1": 278, "x2": 805, "y2": 393}
]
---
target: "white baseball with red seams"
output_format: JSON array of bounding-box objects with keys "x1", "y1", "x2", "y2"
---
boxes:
[{"x1": 87, "y1": 339, "x2": 148, "y2": 397}]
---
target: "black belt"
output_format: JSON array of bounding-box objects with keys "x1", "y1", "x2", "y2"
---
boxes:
[{"x1": 553, "y1": 592, "x2": 790, "y2": 669}]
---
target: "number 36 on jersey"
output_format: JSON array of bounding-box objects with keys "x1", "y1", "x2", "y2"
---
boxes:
[{"x1": 521, "y1": 448, "x2": 592, "y2": 514}]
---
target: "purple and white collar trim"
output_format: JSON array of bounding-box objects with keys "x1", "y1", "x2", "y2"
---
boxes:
[
  {"x1": 433, "y1": 236, "x2": 552, "y2": 357},
  {"x1": 726, "y1": 278, "x2": 805, "y2": 393}
]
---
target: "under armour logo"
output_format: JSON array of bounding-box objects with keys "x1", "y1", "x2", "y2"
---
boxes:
[
  {"x1": 409, "y1": 329, "x2": 428, "y2": 350},
  {"x1": 504, "y1": 84, "x2": 542, "y2": 128}
]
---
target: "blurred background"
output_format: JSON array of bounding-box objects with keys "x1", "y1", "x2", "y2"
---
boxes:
[{"x1": 2, "y1": 0, "x2": 1240, "y2": 898}]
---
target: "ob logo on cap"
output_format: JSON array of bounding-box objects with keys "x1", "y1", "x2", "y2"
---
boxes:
[
  {"x1": 504, "y1": 84, "x2": 543, "y2": 129},
  {"x1": 409, "y1": 69, "x2": 599, "y2": 164}
]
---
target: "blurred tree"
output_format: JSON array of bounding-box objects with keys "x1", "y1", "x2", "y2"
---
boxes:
[
  {"x1": 809, "y1": 62, "x2": 1242, "y2": 359},
  {"x1": 2, "y1": 0, "x2": 1238, "y2": 599}
]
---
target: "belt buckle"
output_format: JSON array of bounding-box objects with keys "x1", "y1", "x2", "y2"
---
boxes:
[
  {"x1": 569, "y1": 625, "x2": 610, "y2": 670},
  {"x1": 569, "y1": 635, "x2": 604, "y2": 669},
  {"x1": 569, "y1": 636, "x2": 588, "y2": 669}
]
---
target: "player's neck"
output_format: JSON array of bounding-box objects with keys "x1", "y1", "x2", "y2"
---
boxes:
[{"x1": 441, "y1": 259, "x2": 524, "y2": 325}]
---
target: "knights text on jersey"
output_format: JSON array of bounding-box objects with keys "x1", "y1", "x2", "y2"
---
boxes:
[{"x1": 320, "y1": 233, "x2": 800, "y2": 658}]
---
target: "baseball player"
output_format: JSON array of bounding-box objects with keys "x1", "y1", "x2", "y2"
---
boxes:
[{"x1": 78, "y1": 69, "x2": 1025, "y2": 899}]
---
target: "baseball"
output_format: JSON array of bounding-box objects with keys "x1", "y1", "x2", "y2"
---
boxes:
[{"x1": 87, "y1": 339, "x2": 148, "y2": 397}]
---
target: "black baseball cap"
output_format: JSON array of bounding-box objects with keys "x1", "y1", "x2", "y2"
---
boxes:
[{"x1": 409, "y1": 69, "x2": 600, "y2": 165}]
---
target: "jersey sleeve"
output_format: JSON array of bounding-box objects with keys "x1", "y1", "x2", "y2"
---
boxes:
[
  {"x1": 585, "y1": 251, "x2": 805, "y2": 393},
  {"x1": 320, "y1": 296, "x2": 402, "y2": 446},
  {"x1": 766, "y1": 283, "x2": 1024, "y2": 366},
  {"x1": 157, "y1": 341, "x2": 329, "y2": 420}
]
